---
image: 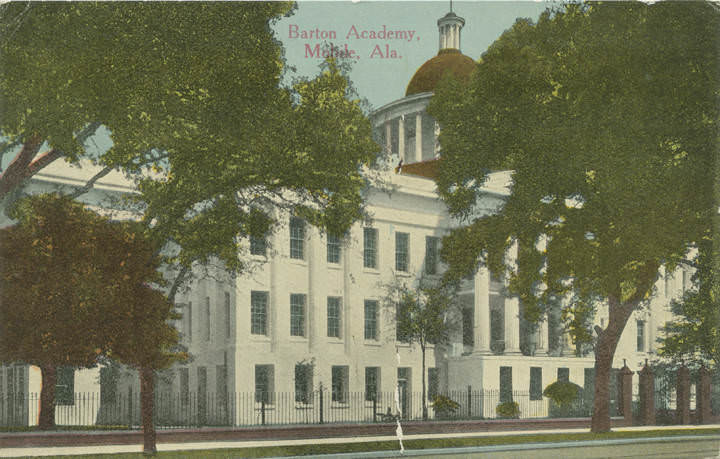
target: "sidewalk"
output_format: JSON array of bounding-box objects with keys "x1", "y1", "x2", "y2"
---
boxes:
[{"x1": 1, "y1": 424, "x2": 719, "y2": 458}]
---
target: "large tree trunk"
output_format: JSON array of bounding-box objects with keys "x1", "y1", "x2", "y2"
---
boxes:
[
  {"x1": 140, "y1": 366, "x2": 157, "y2": 455},
  {"x1": 590, "y1": 297, "x2": 635, "y2": 433},
  {"x1": 38, "y1": 364, "x2": 57, "y2": 430}
]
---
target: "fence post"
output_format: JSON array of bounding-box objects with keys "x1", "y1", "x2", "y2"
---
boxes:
[
  {"x1": 697, "y1": 366, "x2": 712, "y2": 424},
  {"x1": 620, "y1": 361, "x2": 633, "y2": 426},
  {"x1": 127, "y1": 386, "x2": 133, "y2": 429},
  {"x1": 467, "y1": 385, "x2": 472, "y2": 418},
  {"x1": 638, "y1": 359, "x2": 655, "y2": 426},
  {"x1": 319, "y1": 389, "x2": 324, "y2": 424},
  {"x1": 677, "y1": 365, "x2": 690, "y2": 425}
]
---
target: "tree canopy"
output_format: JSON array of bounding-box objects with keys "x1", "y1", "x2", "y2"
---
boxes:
[
  {"x1": 430, "y1": 1, "x2": 718, "y2": 432},
  {"x1": 1, "y1": 2, "x2": 378, "y2": 274},
  {"x1": 0, "y1": 193, "x2": 173, "y2": 428}
]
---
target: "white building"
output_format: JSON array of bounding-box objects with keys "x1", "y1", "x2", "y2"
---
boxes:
[{"x1": 1, "y1": 9, "x2": 692, "y2": 426}]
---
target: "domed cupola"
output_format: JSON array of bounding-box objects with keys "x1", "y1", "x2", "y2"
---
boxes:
[
  {"x1": 406, "y1": 10, "x2": 475, "y2": 96},
  {"x1": 372, "y1": 8, "x2": 476, "y2": 170}
]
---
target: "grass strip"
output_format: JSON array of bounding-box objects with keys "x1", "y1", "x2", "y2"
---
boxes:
[{"x1": 28, "y1": 427, "x2": 720, "y2": 459}]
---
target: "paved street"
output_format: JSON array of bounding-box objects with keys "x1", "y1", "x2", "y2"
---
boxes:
[{"x1": 323, "y1": 436, "x2": 720, "y2": 459}]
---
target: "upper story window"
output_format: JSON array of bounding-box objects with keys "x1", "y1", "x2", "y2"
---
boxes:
[
  {"x1": 327, "y1": 297, "x2": 342, "y2": 338},
  {"x1": 290, "y1": 217, "x2": 305, "y2": 260},
  {"x1": 363, "y1": 228, "x2": 378, "y2": 269},
  {"x1": 250, "y1": 291, "x2": 268, "y2": 335},
  {"x1": 364, "y1": 299, "x2": 378, "y2": 340},
  {"x1": 250, "y1": 235, "x2": 267, "y2": 256},
  {"x1": 327, "y1": 234, "x2": 341, "y2": 264},
  {"x1": 290, "y1": 293, "x2": 306, "y2": 337},
  {"x1": 636, "y1": 320, "x2": 645, "y2": 352},
  {"x1": 395, "y1": 232, "x2": 409, "y2": 272},
  {"x1": 425, "y1": 236, "x2": 439, "y2": 275}
]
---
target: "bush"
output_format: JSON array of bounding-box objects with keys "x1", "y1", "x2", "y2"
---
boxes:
[
  {"x1": 543, "y1": 381, "x2": 583, "y2": 407},
  {"x1": 432, "y1": 394, "x2": 460, "y2": 419},
  {"x1": 496, "y1": 401, "x2": 520, "y2": 418}
]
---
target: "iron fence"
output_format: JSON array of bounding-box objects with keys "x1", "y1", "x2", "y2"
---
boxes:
[{"x1": 1, "y1": 389, "x2": 593, "y2": 428}]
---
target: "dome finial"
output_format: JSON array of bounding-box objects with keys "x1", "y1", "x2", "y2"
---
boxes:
[{"x1": 437, "y1": 8, "x2": 465, "y2": 53}]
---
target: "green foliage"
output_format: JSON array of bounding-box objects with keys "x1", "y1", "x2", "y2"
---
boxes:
[
  {"x1": 658, "y1": 241, "x2": 719, "y2": 367},
  {"x1": 0, "y1": 3, "x2": 378, "y2": 278},
  {"x1": 495, "y1": 401, "x2": 520, "y2": 419},
  {"x1": 432, "y1": 1, "x2": 717, "y2": 326},
  {"x1": 543, "y1": 381, "x2": 582, "y2": 408},
  {"x1": 431, "y1": 394, "x2": 460, "y2": 419}
]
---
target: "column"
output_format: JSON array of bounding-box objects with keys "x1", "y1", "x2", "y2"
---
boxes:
[
  {"x1": 434, "y1": 121, "x2": 441, "y2": 155},
  {"x1": 398, "y1": 115, "x2": 405, "y2": 162},
  {"x1": 504, "y1": 242, "x2": 521, "y2": 354},
  {"x1": 269, "y1": 211, "x2": 280, "y2": 352},
  {"x1": 307, "y1": 228, "x2": 323, "y2": 352},
  {"x1": 473, "y1": 266, "x2": 491, "y2": 355},
  {"x1": 343, "y1": 226, "x2": 355, "y2": 356},
  {"x1": 415, "y1": 113, "x2": 423, "y2": 163},
  {"x1": 385, "y1": 121, "x2": 392, "y2": 155},
  {"x1": 536, "y1": 315, "x2": 549, "y2": 356}
]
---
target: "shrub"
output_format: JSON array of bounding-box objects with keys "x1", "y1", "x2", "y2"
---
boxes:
[
  {"x1": 496, "y1": 401, "x2": 520, "y2": 418},
  {"x1": 432, "y1": 394, "x2": 460, "y2": 419},
  {"x1": 543, "y1": 381, "x2": 583, "y2": 407}
]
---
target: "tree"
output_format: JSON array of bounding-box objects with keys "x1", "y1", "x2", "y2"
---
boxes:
[
  {"x1": 0, "y1": 194, "x2": 167, "y2": 429},
  {"x1": 106, "y1": 285, "x2": 187, "y2": 455},
  {"x1": 384, "y1": 278, "x2": 456, "y2": 420},
  {"x1": 430, "y1": 2, "x2": 717, "y2": 432},
  {"x1": 0, "y1": 2, "x2": 294, "y2": 201},
  {"x1": 658, "y1": 241, "x2": 719, "y2": 367}
]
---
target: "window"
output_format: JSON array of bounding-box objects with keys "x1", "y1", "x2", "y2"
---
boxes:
[
  {"x1": 295, "y1": 363, "x2": 313, "y2": 403},
  {"x1": 224, "y1": 292, "x2": 231, "y2": 339},
  {"x1": 216, "y1": 364, "x2": 228, "y2": 404},
  {"x1": 250, "y1": 291, "x2": 268, "y2": 335},
  {"x1": 428, "y1": 368, "x2": 439, "y2": 400},
  {"x1": 290, "y1": 217, "x2": 305, "y2": 260},
  {"x1": 364, "y1": 300, "x2": 378, "y2": 340},
  {"x1": 179, "y1": 368, "x2": 189, "y2": 404},
  {"x1": 557, "y1": 367, "x2": 569, "y2": 383},
  {"x1": 205, "y1": 296, "x2": 211, "y2": 341},
  {"x1": 363, "y1": 227, "x2": 378, "y2": 269},
  {"x1": 186, "y1": 302, "x2": 193, "y2": 342},
  {"x1": 664, "y1": 271, "x2": 671, "y2": 297},
  {"x1": 331, "y1": 366, "x2": 349, "y2": 403},
  {"x1": 395, "y1": 232, "x2": 409, "y2": 272},
  {"x1": 682, "y1": 270, "x2": 688, "y2": 292},
  {"x1": 462, "y1": 307, "x2": 474, "y2": 346},
  {"x1": 584, "y1": 368, "x2": 595, "y2": 406},
  {"x1": 255, "y1": 365, "x2": 274, "y2": 403},
  {"x1": 425, "y1": 236, "x2": 439, "y2": 275},
  {"x1": 327, "y1": 297, "x2": 341, "y2": 338},
  {"x1": 396, "y1": 303, "x2": 409, "y2": 343},
  {"x1": 499, "y1": 366, "x2": 513, "y2": 404},
  {"x1": 636, "y1": 320, "x2": 645, "y2": 352},
  {"x1": 290, "y1": 294, "x2": 306, "y2": 337},
  {"x1": 250, "y1": 235, "x2": 266, "y2": 256},
  {"x1": 365, "y1": 367, "x2": 380, "y2": 401},
  {"x1": 99, "y1": 366, "x2": 117, "y2": 404},
  {"x1": 327, "y1": 234, "x2": 341, "y2": 263},
  {"x1": 56, "y1": 366, "x2": 75, "y2": 406},
  {"x1": 530, "y1": 367, "x2": 542, "y2": 400}
]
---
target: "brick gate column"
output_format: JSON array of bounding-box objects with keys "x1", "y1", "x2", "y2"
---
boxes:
[
  {"x1": 638, "y1": 360, "x2": 655, "y2": 426},
  {"x1": 676, "y1": 365, "x2": 691, "y2": 425},
  {"x1": 696, "y1": 366, "x2": 712, "y2": 424},
  {"x1": 620, "y1": 361, "x2": 634, "y2": 426}
]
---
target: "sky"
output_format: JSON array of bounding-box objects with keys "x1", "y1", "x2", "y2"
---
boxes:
[{"x1": 274, "y1": 1, "x2": 550, "y2": 109}]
